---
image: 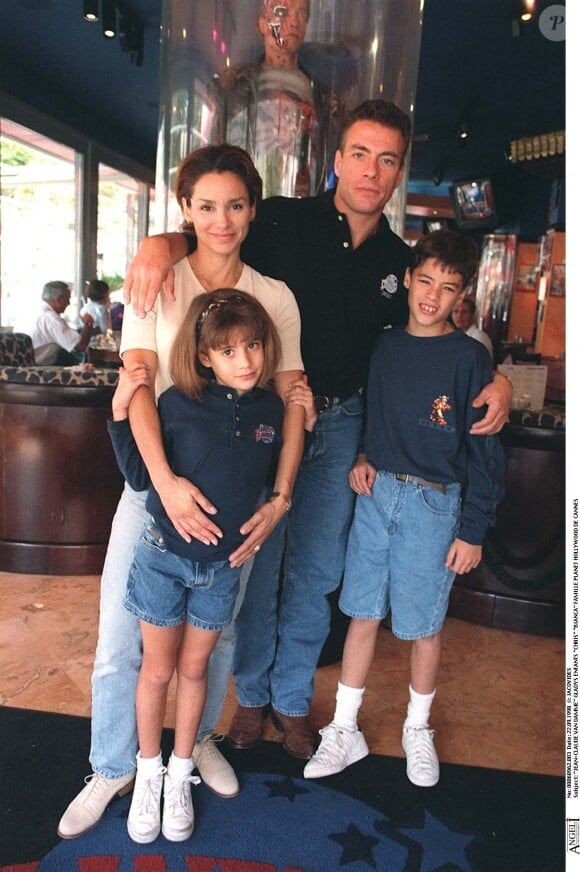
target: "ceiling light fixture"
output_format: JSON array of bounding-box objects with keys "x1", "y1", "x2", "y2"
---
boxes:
[
  {"x1": 432, "y1": 157, "x2": 445, "y2": 187},
  {"x1": 457, "y1": 122, "x2": 469, "y2": 141},
  {"x1": 101, "y1": 0, "x2": 116, "y2": 38},
  {"x1": 518, "y1": 0, "x2": 535, "y2": 22},
  {"x1": 119, "y1": 15, "x2": 144, "y2": 66},
  {"x1": 83, "y1": 0, "x2": 99, "y2": 21}
]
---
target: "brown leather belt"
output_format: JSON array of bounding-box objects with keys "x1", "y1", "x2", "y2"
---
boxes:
[{"x1": 394, "y1": 473, "x2": 447, "y2": 495}]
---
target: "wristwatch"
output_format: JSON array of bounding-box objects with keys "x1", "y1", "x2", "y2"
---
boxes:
[{"x1": 269, "y1": 491, "x2": 292, "y2": 512}]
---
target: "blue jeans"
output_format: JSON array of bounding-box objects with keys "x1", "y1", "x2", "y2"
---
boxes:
[
  {"x1": 233, "y1": 390, "x2": 364, "y2": 717},
  {"x1": 90, "y1": 483, "x2": 252, "y2": 779},
  {"x1": 340, "y1": 473, "x2": 461, "y2": 638}
]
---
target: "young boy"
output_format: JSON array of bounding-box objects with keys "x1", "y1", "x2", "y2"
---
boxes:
[{"x1": 304, "y1": 230, "x2": 505, "y2": 787}]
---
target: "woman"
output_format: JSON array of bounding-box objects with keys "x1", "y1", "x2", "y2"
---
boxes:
[{"x1": 57, "y1": 144, "x2": 306, "y2": 840}]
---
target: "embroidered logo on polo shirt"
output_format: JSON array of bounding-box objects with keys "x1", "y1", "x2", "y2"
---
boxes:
[
  {"x1": 255, "y1": 424, "x2": 275, "y2": 443},
  {"x1": 380, "y1": 275, "x2": 399, "y2": 299}
]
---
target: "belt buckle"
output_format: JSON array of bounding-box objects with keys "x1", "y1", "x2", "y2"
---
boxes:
[
  {"x1": 315, "y1": 395, "x2": 331, "y2": 413},
  {"x1": 395, "y1": 473, "x2": 412, "y2": 484}
]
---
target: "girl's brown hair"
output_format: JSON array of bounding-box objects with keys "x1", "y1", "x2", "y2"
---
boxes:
[{"x1": 170, "y1": 289, "x2": 281, "y2": 401}]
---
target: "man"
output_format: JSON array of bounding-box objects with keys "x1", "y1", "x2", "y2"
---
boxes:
[
  {"x1": 14, "y1": 280, "x2": 93, "y2": 365},
  {"x1": 209, "y1": 0, "x2": 343, "y2": 197},
  {"x1": 452, "y1": 296, "x2": 494, "y2": 359},
  {"x1": 123, "y1": 99, "x2": 511, "y2": 761}
]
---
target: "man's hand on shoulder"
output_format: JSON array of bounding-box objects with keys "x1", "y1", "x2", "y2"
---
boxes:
[
  {"x1": 470, "y1": 372, "x2": 511, "y2": 435},
  {"x1": 124, "y1": 234, "x2": 188, "y2": 318}
]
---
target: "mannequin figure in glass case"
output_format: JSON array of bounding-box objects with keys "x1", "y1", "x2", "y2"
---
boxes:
[{"x1": 208, "y1": 0, "x2": 344, "y2": 198}]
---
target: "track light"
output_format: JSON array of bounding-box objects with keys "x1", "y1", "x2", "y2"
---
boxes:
[
  {"x1": 83, "y1": 0, "x2": 99, "y2": 22},
  {"x1": 511, "y1": 0, "x2": 535, "y2": 34},
  {"x1": 518, "y1": 0, "x2": 535, "y2": 21},
  {"x1": 101, "y1": 0, "x2": 116, "y2": 38},
  {"x1": 120, "y1": 16, "x2": 145, "y2": 66},
  {"x1": 432, "y1": 157, "x2": 445, "y2": 187},
  {"x1": 457, "y1": 122, "x2": 469, "y2": 141}
]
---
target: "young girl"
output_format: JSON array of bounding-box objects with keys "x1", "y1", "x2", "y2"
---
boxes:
[{"x1": 109, "y1": 288, "x2": 295, "y2": 844}]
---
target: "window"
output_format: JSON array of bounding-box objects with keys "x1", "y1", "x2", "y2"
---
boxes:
[
  {"x1": 98, "y1": 163, "x2": 149, "y2": 295},
  {"x1": 0, "y1": 113, "x2": 153, "y2": 327},
  {"x1": 0, "y1": 120, "x2": 78, "y2": 327}
]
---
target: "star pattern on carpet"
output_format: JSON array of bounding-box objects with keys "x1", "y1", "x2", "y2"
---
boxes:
[
  {"x1": 329, "y1": 822, "x2": 381, "y2": 868},
  {"x1": 399, "y1": 810, "x2": 476, "y2": 872},
  {"x1": 262, "y1": 775, "x2": 310, "y2": 802}
]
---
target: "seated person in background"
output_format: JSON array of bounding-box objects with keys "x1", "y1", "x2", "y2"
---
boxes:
[
  {"x1": 110, "y1": 301, "x2": 125, "y2": 331},
  {"x1": 451, "y1": 296, "x2": 493, "y2": 359},
  {"x1": 80, "y1": 279, "x2": 111, "y2": 335},
  {"x1": 14, "y1": 280, "x2": 93, "y2": 365}
]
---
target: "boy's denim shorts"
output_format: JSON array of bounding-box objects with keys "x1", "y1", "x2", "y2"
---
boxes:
[
  {"x1": 123, "y1": 521, "x2": 241, "y2": 631},
  {"x1": 339, "y1": 471, "x2": 461, "y2": 640}
]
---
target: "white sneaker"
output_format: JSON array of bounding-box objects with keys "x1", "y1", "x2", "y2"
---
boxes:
[
  {"x1": 193, "y1": 735, "x2": 239, "y2": 797},
  {"x1": 127, "y1": 761, "x2": 166, "y2": 844},
  {"x1": 162, "y1": 771, "x2": 200, "y2": 842},
  {"x1": 303, "y1": 723, "x2": 369, "y2": 779},
  {"x1": 57, "y1": 771, "x2": 135, "y2": 839},
  {"x1": 402, "y1": 725, "x2": 440, "y2": 787}
]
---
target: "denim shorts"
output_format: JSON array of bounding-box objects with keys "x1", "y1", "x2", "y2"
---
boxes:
[
  {"x1": 339, "y1": 472, "x2": 461, "y2": 640},
  {"x1": 123, "y1": 521, "x2": 241, "y2": 631}
]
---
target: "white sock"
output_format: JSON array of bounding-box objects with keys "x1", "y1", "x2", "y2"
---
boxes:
[
  {"x1": 136, "y1": 750, "x2": 163, "y2": 776},
  {"x1": 404, "y1": 684, "x2": 436, "y2": 729},
  {"x1": 333, "y1": 681, "x2": 365, "y2": 732},
  {"x1": 167, "y1": 751, "x2": 193, "y2": 780}
]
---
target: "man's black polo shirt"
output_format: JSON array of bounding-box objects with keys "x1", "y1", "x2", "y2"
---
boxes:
[{"x1": 240, "y1": 189, "x2": 412, "y2": 399}]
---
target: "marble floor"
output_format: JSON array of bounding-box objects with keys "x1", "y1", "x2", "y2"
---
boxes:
[{"x1": 0, "y1": 570, "x2": 564, "y2": 777}]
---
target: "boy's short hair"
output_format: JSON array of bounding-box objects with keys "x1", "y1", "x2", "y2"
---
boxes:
[
  {"x1": 85, "y1": 279, "x2": 110, "y2": 302},
  {"x1": 411, "y1": 230, "x2": 479, "y2": 290}
]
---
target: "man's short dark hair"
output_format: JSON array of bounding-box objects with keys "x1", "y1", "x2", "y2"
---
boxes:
[
  {"x1": 338, "y1": 99, "x2": 412, "y2": 162},
  {"x1": 42, "y1": 281, "x2": 70, "y2": 302},
  {"x1": 411, "y1": 230, "x2": 480, "y2": 290}
]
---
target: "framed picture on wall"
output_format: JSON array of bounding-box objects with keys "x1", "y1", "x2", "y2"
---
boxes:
[
  {"x1": 516, "y1": 264, "x2": 537, "y2": 293},
  {"x1": 550, "y1": 264, "x2": 565, "y2": 297}
]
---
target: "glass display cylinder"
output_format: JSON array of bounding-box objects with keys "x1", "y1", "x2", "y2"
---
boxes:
[
  {"x1": 475, "y1": 234, "x2": 518, "y2": 345},
  {"x1": 155, "y1": 0, "x2": 422, "y2": 236}
]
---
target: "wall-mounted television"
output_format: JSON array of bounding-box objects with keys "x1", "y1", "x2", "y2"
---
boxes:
[{"x1": 450, "y1": 178, "x2": 498, "y2": 231}]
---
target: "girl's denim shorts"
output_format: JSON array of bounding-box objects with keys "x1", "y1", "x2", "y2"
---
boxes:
[{"x1": 123, "y1": 521, "x2": 241, "y2": 631}]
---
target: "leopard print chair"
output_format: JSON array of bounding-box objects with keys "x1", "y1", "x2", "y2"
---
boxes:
[{"x1": 0, "y1": 331, "x2": 36, "y2": 366}]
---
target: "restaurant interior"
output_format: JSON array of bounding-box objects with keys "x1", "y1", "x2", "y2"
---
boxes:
[{"x1": 0, "y1": 0, "x2": 567, "y2": 853}]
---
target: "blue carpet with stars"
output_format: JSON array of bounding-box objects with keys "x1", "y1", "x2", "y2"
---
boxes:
[{"x1": 0, "y1": 707, "x2": 563, "y2": 871}]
